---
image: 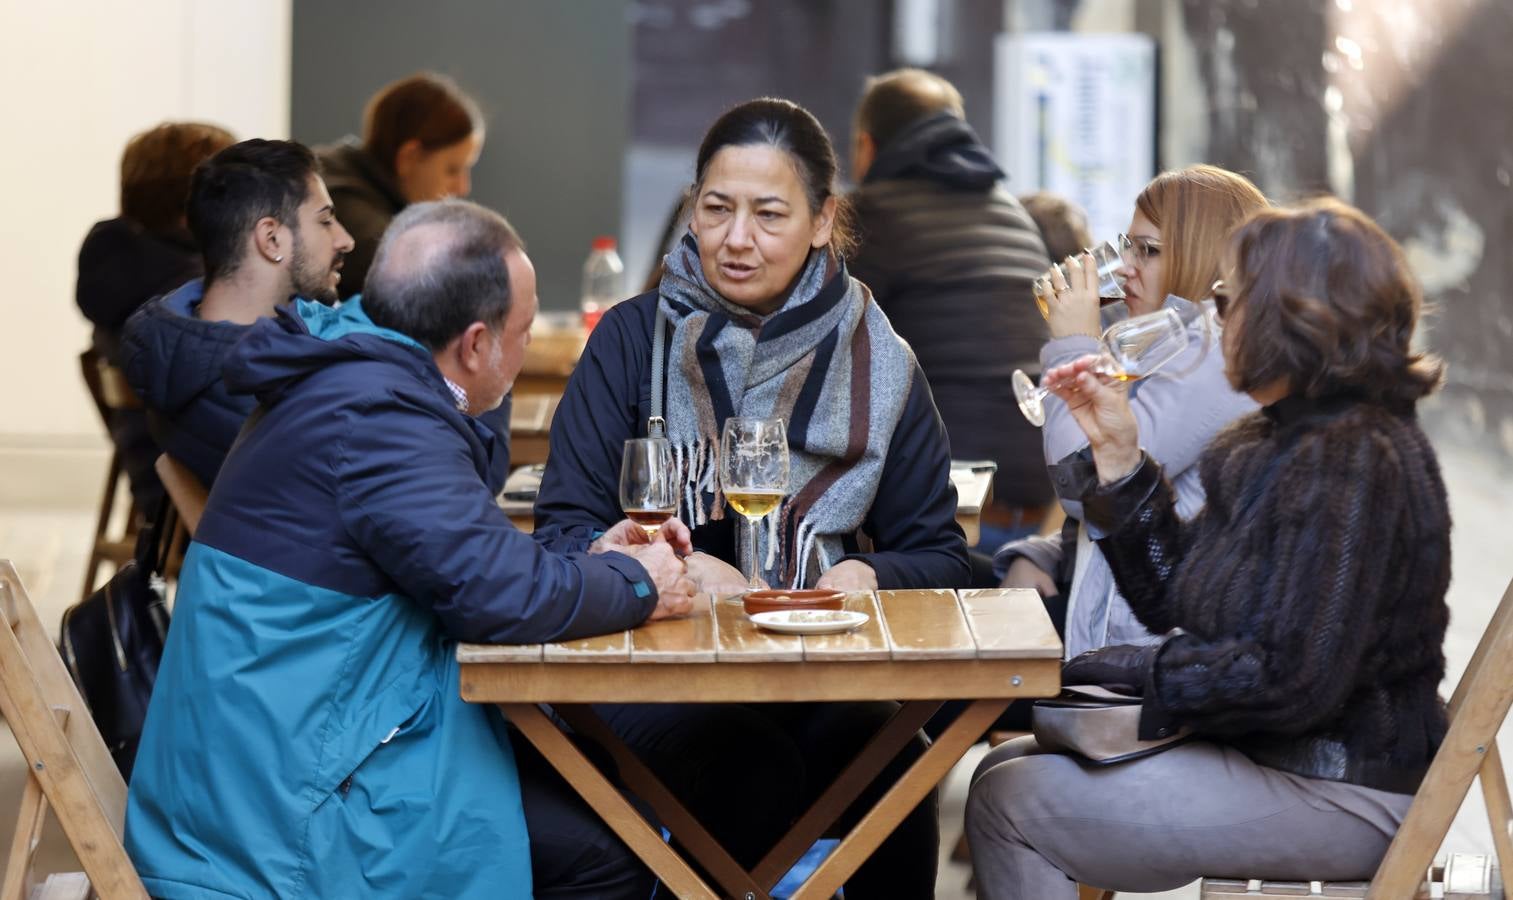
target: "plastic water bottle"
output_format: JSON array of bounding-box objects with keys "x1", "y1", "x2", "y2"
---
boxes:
[{"x1": 580, "y1": 236, "x2": 624, "y2": 333}]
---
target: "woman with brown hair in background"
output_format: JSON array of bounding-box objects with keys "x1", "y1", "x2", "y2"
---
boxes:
[{"x1": 317, "y1": 71, "x2": 485, "y2": 298}]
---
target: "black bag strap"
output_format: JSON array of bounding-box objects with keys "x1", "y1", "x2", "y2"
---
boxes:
[
  {"x1": 648, "y1": 303, "x2": 667, "y2": 438},
  {"x1": 134, "y1": 495, "x2": 178, "y2": 575}
]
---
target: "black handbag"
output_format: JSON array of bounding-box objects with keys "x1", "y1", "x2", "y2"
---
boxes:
[{"x1": 59, "y1": 501, "x2": 175, "y2": 780}]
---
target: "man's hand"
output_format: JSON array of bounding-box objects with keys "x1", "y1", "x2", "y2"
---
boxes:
[
  {"x1": 814, "y1": 559, "x2": 878, "y2": 592},
  {"x1": 1002, "y1": 557, "x2": 1057, "y2": 598},
  {"x1": 590, "y1": 517, "x2": 695, "y2": 557},
  {"x1": 611, "y1": 542, "x2": 698, "y2": 620},
  {"x1": 686, "y1": 552, "x2": 758, "y2": 595}
]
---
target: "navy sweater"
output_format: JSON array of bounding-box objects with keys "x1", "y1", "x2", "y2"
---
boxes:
[{"x1": 534, "y1": 291, "x2": 971, "y2": 590}]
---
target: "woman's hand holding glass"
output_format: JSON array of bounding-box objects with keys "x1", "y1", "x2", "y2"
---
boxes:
[
  {"x1": 1013, "y1": 305, "x2": 1192, "y2": 428},
  {"x1": 1040, "y1": 253, "x2": 1102, "y2": 340},
  {"x1": 1041, "y1": 355, "x2": 1143, "y2": 484}
]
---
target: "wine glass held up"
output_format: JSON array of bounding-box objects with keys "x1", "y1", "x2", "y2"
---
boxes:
[
  {"x1": 620, "y1": 437, "x2": 678, "y2": 538},
  {"x1": 1012, "y1": 306, "x2": 1192, "y2": 427},
  {"x1": 718, "y1": 416, "x2": 790, "y2": 591},
  {"x1": 1032, "y1": 236, "x2": 1131, "y2": 320}
]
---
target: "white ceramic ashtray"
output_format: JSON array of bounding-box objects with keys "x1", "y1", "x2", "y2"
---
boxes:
[{"x1": 749, "y1": 609, "x2": 869, "y2": 635}]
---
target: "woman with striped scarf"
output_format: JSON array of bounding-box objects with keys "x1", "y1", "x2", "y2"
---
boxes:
[{"x1": 534, "y1": 98, "x2": 968, "y2": 896}]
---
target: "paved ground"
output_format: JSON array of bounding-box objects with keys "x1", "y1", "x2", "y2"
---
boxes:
[{"x1": 3, "y1": 431, "x2": 1508, "y2": 895}]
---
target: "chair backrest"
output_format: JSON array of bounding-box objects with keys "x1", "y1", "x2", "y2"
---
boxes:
[
  {"x1": 79, "y1": 349, "x2": 141, "y2": 417},
  {"x1": 153, "y1": 454, "x2": 208, "y2": 537},
  {"x1": 0, "y1": 562, "x2": 148, "y2": 899},
  {"x1": 1365, "y1": 576, "x2": 1513, "y2": 899},
  {"x1": 78, "y1": 350, "x2": 112, "y2": 429}
]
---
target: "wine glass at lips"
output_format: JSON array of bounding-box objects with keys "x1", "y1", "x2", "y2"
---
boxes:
[
  {"x1": 620, "y1": 437, "x2": 678, "y2": 538},
  {"x1": 1032, "y1": 235, "x2": 1132, "y2": 319},
  {"x1": 718, "y1": 417, "x2": 790, "y2": 591},
  {"x1": 1011, "y1": 306, "x2": 1193, "y2": 427}
]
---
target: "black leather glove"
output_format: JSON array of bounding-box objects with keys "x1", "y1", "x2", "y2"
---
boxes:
[{"x1": 1061, "y1": 643, "x2": 1159, "y2": 695}]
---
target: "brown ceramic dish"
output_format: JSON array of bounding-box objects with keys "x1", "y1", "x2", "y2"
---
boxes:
[{"x1": 742, "y1": 588, "x2": 846, "y2": 617}]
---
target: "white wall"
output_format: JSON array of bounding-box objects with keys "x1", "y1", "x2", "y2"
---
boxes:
[{"x1": 0, "y1": 1, "x2": 290, "y2": 504}]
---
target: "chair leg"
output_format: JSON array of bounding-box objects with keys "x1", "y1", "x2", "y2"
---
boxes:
[
  {"x1": 1077, "y1": 886, "x2": 1114, "y2": 900},
  {"x1": 1, "y1": 772, "x2": 49, "y2": 900},
  {"x1": 81, "y1": 452, "x2": 125, "y2": 601},
  {"x1": 1480, "y1": 739, "x2": 1513, "y2": 880}
]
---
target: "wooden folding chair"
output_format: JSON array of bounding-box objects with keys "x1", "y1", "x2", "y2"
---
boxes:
[
  {"x1": 152, "y1": 455, "x2": 207, "y2": 538},
  {"x1": 0, "y1": 561, "x2": 148, "y2": 899},
  {"x1": 79, "y1": 351, "x2": 143, "y2": 601},
  {"x1": 1201, "y1": 577, "x2": 1513, "y2": 899}
]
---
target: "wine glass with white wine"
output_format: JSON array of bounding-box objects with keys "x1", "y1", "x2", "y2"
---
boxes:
[
  {"x1": 619, "y1": 437, "x2": 677, "y2": 538},
  {"x1": 718, "y1": 417, "x2": 790, "y2": 590},
  {"x1": 1012, "y1": 306, "x2": 1193, "y2": 427}
]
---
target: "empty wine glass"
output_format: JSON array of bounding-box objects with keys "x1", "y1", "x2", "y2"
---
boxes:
[
  {"x1": 619, "y1": 437, "x2": 677, "y2": 538},
  {"x1": 718, "y1": 417, "x2": 790, "y2": 589},
  {"x1": 1012, "y1": 306, "x2": 1191, "y2": 427},
  {"x1": 1032, "y1": 236, "x2": 1131, "y2": 319}
]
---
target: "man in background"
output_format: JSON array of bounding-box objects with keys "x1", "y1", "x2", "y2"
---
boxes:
[{"x1": 847, "y1": 69, "x2": 1055, "y2": 563}]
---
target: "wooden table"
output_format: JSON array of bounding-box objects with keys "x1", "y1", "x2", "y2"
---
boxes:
[
  {"x1": 509, "y1": 394, "x2": 559, "y2": 468},
  {"x1": 458, "y1": 588, "x2": 1061, "y2": 899},
  {"x1": 949, "y1": 463, "x2": 995, "y2": 545}
]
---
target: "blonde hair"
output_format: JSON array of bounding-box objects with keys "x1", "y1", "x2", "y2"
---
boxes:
[{"x1": 1135, "y1": 164, "x2": 1269, "y2": 302}]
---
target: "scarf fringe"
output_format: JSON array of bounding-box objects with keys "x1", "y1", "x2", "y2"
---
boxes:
[
  {"x1": 794, "y1": 518, "x2": 818, "y2": 590},
  {"x1": 765, "y1": 502, "x2": 782, "y2": 573}
]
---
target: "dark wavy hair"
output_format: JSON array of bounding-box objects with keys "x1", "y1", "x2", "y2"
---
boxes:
[
  {"x1": 187, "y1": 139, "x2": 317, "y2": 286},
  {"x1": 1225, "y1": 197, "x2": 1443, "y2": 408},
  {"x1": 690, "y1": 97, "x2": 855, "y2": 256}
]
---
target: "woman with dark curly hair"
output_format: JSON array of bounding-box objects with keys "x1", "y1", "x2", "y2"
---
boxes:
[{"x1": 966, "y1": 197, "x2": 1451, "y2": 897}]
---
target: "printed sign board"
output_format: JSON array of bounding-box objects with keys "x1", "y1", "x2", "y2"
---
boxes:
[{"x1": 995, "y1": 32, "x2": 1158, "y2": 243}]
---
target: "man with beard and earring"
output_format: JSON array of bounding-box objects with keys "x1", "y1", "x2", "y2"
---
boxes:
[{"x1": 121, "y1": 139, "x2": 354, "y2": 488}]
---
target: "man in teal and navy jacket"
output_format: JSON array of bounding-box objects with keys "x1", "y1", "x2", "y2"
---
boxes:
[{"x1": 125, "y1": 199, "x2": 697, "y2": 899}]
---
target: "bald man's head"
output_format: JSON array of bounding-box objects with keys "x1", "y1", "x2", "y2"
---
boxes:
[
  {"x1": 854, "y1": 68, "x2": 965, "y2": 151},
  {"x1": 362, "y1": 199, "x2": 523, "y2": 351}
]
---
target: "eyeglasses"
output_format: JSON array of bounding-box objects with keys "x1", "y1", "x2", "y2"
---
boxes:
[
  {"x1": 1119, "y1": 234, "x2": 1163, "y2": 267},
  {"x1": 1209, "y1": 279, "x2": 1234, "y2": 323}
]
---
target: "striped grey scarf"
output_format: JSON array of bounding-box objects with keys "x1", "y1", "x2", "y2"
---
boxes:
[{"x1": 657, "y1": 234, "x2": 914, "y2": 587}]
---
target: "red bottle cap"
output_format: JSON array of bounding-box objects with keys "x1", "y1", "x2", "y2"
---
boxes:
[{"x1": 592, "y1": 236, "x2": 617, "y2": 251}]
